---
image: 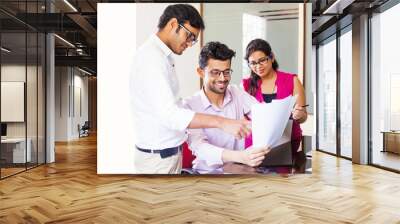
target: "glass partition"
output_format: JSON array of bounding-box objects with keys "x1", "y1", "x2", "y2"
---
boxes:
[
  {"x1": 0, "y1": 1, "x2": 46, "y2": 179},
  {"x1": 1, "y1": 31, "x2": 28, "y2": 177},
  {"x1": 339, "y1": 28, "x2": 352, "y2": 158},
  {"x1": 370, "y1": 3, "x2": 400, "y2": 171},
  {"x1": 317, "y1": 36, "x2": 337, "y2": 155}
]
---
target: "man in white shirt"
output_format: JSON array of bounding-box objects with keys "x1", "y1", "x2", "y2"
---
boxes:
[
  {"x1": 130, "y1": 4, "x2": 251, "y2": 174},
  {"x1": 183, "y1": 41, "x2": 270, "y2": 172}
]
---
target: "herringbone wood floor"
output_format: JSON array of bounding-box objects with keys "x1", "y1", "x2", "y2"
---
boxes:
[{"x1": 1, "y1": 134, "x2": 400, "y2": 223}]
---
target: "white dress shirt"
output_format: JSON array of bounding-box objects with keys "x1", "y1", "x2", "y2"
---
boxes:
[
  {"x1": 182, "y1": 85, "x2": 259, "y2": 171},
  {"x1": 130, "y1": 34, "x2": 195, "y2": 149}
]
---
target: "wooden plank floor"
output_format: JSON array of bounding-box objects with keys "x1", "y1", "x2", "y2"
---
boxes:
[{"x1": 1, "y1": 134, "x2": 400, "y2": 223}]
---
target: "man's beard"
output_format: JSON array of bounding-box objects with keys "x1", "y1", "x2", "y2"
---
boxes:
[{"x1": 208, "y1": 81, "x2": 228, "y2": 94}]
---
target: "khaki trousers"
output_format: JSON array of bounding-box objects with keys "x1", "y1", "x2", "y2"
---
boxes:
[{"x1": 134, "y1": 148, "x2": 182, "y2": 174}]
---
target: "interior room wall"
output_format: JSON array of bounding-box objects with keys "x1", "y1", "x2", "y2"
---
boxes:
[
  {"x1": 55, "y1": 66, "x2": 89, "y2": 141},
  {"x1": 136, "y1": 3, "x2": 201, "y2": 98},
  {"x1": 55, "y1": 66, "x2": 70, "y2": 141},
  {"x1": 1, "y1": 65, "x2": 39, "y2": 139},
  {"x1": 267, "y1": 19, "x2": 299, "y2": 75},
  {"x1": 1, "y1": 63, "x2": 46, "y2": 164},
  {"x1": 69, "y1": 72, "x2": 89, "y2": 138},
  {"x1": 203, "y1": 3, "x2": 300, "y2": 85},
  {"x1": 88, "y1": 77, "x2": 97, "y2": 132}
]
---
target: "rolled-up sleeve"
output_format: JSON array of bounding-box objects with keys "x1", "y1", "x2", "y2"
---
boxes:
[
  {"x1": 186, "y1": 128, "x2": 225, "y2": 167},
  {"x1": 182, "y1": 99, "x2": 225, "y2": 167}
]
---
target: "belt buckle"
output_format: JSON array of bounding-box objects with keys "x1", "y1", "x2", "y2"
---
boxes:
[{"x1": 159, "y1": 147, "x2": 177, "y2": 159}]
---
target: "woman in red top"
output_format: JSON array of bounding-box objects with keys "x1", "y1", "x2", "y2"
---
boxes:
[{"x1": 242, "y1": 39, "x2": 307, "y2": 153}]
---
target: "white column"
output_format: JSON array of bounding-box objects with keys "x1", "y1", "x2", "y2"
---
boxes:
[
  {"x1": 45, "y1": 1, "x2": 55, "y2": 163},
  {"x1": 352, "y1": 14, "x2": 369, "y2": 164},
  {"x1": 46, "y1": 33, "x2": 55, "y2": 163}
]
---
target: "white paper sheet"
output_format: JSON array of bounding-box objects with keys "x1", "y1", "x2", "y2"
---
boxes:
[
  {"x1": 274, "y1": 120, "x2": 293, "y2": 148},
  {"x1": 251, "y1": 95, "x2": 297, "y2": 148}
]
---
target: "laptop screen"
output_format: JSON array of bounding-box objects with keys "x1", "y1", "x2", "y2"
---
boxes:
[{"x1": 1, "y1": 123, "x2": 7, "y2": 137}]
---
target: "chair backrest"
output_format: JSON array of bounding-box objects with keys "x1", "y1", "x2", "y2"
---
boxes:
[
  {"x1": 82, "y1": 121, "x2": 90, "y2": 129},
  {"x1": 182, "y1": 142, "x2": 195, "y2": 169}
]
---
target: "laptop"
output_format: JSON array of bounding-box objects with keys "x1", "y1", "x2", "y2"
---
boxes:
[
  {"x1": 1, "y1": 123, "x2": 7, "y2": 140},
  {"x1": 259, "y1": 120, "x2": 293, "y2": 167},
  {"x1": 259, "y1": 141, "x2": 293, "y2": 167}
]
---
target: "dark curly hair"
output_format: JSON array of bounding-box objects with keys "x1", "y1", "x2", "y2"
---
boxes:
[
  {"x1": 158, "y1": 4, "x2": 205, "y2": 32},
  {"x1": 244, "y1": 39, "x2": 279, "y2": 96},
  {"x1": 199, "y1": 41, "x2": 236, "y2": 69}
]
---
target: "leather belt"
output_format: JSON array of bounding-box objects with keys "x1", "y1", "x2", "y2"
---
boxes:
[{"x1": 136, "y1": 145, "x2": 182, "y2": 159}]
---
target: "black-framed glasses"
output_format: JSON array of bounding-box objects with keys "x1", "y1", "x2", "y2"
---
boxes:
[
  {"x1": 248, "y1": 57, "x2": 270, "y2": 68},
  {"x1": 206, "y1": 69, "x2": 233, "y2": 78},
  {"x1": 178, "y1": 23, "x2": 198, "y2": 45}
]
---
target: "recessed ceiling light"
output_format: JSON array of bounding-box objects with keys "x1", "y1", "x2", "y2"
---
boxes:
[
  {"x1": 77, "y1": 67, "x2": 93, "y2": 76},
  {"x1": 54, "y1": 34, "x2": 75, "y2": 48},
  {"x1": 63, "y1": 0, "x2": 78, "y2": 12},
  {"x1": 322, "y1": 0, "x2": 354, "y2": 15},
  {"x1": 1, "y1": 47, "x2": 11, "y2": 53}
]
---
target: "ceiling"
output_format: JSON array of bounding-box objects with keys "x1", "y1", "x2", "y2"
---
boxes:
[
  {"x1": 311, "y1": 0, "x2": 390, "y2": 44},
  {"x1": 1, "y1": 0, "x2": 395, "y2": 74},
  {"x1": 0, "y1": 0, "x2": 99, "y2": 74}
]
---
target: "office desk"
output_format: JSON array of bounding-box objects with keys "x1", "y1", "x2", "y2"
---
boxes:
[
  {"x1": 184, "y1": 146, "x2": 311, "y2": 175},
  {"x1": 1, "y1": 138, "x2": 32, "y2": 164},
  {"x1": 381, "y1": 131, "x2": 400, "y2": 154}
]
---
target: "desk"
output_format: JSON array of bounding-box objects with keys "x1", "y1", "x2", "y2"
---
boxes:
[
  {"x1": 1, "y1": 138, "x2": 31, "y2": 163},
  {"x1": 183, "y1": 144, "x2": 311, "y2": 175},
  {"x1": 381, "y1": 131, "x2": 400, "y2": 154}
]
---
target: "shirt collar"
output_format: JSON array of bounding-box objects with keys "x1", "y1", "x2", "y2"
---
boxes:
[
  {"x1": 152, "y1": 34, "x2": 173, "y2": 57},
  {"x1": 199, "y1": 86, "x2": 233, "y2": 111}
]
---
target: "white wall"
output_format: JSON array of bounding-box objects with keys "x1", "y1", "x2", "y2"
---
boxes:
[
  {"x1": 72, "y1": 73, "x2": 89, "y2": 138},
  {"x1": 55, "y1": 67, "x2": 68, "y2": 141},
  {"x1": 55, "y1": 67, "x2": 89, "y2": 141},
  {"x1": 203, "y1": 3, "x2": 245, "y2": 85},
  {"x1": 267, "y1": 19, "x2": 298, "y2": 75}
]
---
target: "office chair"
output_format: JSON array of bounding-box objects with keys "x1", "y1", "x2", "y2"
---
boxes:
[
  {"x1": 182, "y1": 142, "x2": 195, "y2": 169},
  {"x1": 79, "y1": 121, "x2": 90, "y2": 138}
]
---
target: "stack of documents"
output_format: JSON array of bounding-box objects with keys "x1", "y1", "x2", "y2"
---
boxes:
[{"x1": 251, "y1": 95, "x2": 296, "y2": 148}]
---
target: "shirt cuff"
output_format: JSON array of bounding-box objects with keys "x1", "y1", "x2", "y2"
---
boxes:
[{"x1": 195, "y1": 144, "x2": 224, "y2": 167}]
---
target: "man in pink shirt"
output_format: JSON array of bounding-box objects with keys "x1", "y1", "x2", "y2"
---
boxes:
[{"x1": 183, "y1": 42, "x2": 270, "y2": 172}]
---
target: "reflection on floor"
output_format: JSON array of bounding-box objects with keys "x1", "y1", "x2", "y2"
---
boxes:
[
  {"x1": 373, "y1": 150, "x2": 400, "y2": 171},
  {"x1": 0, "y1": 162, "x2": 42, "y2": 179},
  {"x1": 0, "y1": 167, "x2": 25, "y2": 177},
  {"x1": 341, "y1": 147, "x2": 352, "y2": 158}
]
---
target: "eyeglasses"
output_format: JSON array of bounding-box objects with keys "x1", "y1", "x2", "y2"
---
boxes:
[
  {"x1": 178, "y1": 23, "x2": 198, "y2": 45},
  {"x1": 206, "y1": 69, "x2": 233, "y2": 78},
  {"x1": 248, "y1": 57, "x2": 270, "y2": 68}
]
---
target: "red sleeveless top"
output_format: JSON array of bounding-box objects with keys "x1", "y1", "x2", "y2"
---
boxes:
[{"x1": 242, "y1": 70, "x2": 303, "y2": 148}]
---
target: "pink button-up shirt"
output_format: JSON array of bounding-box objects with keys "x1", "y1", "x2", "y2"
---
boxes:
[{"x1": 182, "y1": 85, "x2": 259, "y2": 171}]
